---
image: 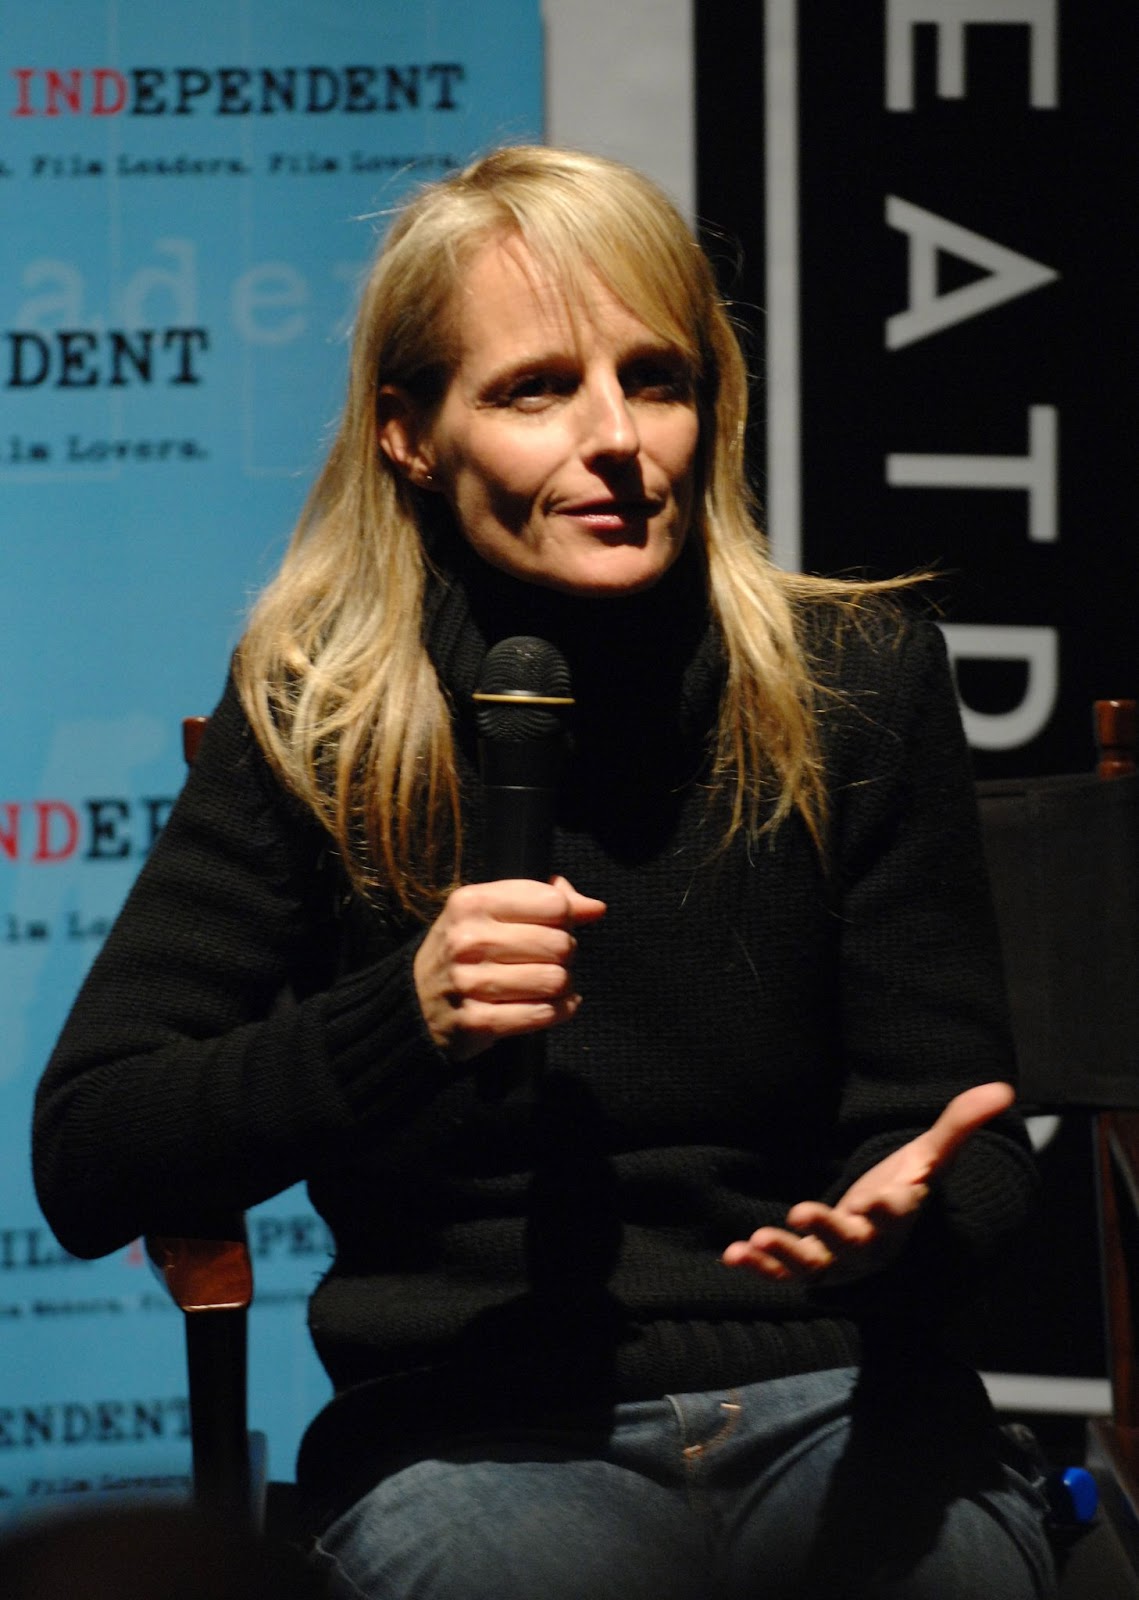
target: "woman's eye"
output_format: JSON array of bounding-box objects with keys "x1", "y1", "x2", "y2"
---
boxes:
[
  {"x1": 623, "y1": 360, "x2": 692, "y2": 401},
  {"x1": 501, "y1": 372, "x2": 575, "y2": 409}
]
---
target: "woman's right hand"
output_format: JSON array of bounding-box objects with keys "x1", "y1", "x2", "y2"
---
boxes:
[{"x1": 413, "y1": 875, "x2": 607, "y2": 1062}]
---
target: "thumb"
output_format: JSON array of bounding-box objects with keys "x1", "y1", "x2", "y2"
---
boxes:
[
  {"x1": 550, "y1": 875, "x2": 607, "y2": 925},
  {"x1": 922, "y1": 1081, "x2": 1016, "y2": 1171}
]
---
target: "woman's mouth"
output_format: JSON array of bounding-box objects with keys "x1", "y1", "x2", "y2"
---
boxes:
[{"x1": 559, "y1": 498, "x2": 658, "y2": 530}]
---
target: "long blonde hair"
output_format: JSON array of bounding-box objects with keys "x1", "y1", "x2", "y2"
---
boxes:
[{"x1": 236, "y1": 145, "x2": 896, "y2": 915}]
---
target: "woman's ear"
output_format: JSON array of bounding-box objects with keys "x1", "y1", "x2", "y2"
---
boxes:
[{"x1": 377, "y1": 386, "x2": 438, "y2": 490}]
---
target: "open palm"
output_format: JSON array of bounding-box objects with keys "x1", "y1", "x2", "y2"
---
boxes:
[{"x1": 722, "y1": 1082, "x2": 1016, "y2": 1285}]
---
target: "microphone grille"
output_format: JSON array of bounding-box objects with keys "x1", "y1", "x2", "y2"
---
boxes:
[{"x1": 474, "y1": 637, "x2": 573, "y2": 742}]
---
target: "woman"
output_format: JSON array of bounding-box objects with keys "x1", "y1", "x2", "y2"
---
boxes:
[{"x1": 34, "y1": 147, "x2": 1053, "y2": 1597}]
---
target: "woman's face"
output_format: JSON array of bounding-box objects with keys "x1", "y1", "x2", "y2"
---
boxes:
[{"x1": 394, "y1": 237, "x2": 701, "y2": 597}]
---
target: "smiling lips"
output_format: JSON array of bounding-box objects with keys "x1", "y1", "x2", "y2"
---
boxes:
[{"x1": 558, "y1": 497, "x2": 659, "y2": 528}]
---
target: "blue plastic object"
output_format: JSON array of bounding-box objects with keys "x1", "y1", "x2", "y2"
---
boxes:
[{"x1": 1055, "y1": 1466, "x2": 1100, "y2": 1526}]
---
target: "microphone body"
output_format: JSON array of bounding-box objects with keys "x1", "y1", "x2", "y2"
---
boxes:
[
  {"x1": 473, "y1": 637, "x2": 574, "y2": 1092},
  {"x1": 479, "y1": 728, "x2": 563, "y2": 882},
  {"x1": 474, "y1": 637, "x2": 573, "y2": 883}
]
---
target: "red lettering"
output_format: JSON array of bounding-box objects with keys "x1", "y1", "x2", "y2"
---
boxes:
[
  {"x1": 33, "y1": 801, "x2": 79, "y2": 862},
  {"x1": 92, "y1": 67, "x2": 127, "y2": 116},
  {"x1": 0, "y1": 804, "x2": 18, "y2": 861},
  {"x1": 11, "y1": 68, "x2": 35, "y2": 117},
  {"x1": 44, "y1": 69, "x2": 82, "y2": 117},
  {"x1": 10, "y1": 67, "x2": 129, "y2": 118},
  {"x1": 0, "y1": 795, "x2": 173, "y2": 861}
]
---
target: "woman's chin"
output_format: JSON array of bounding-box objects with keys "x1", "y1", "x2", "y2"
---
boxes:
[{"x1": 479, "y1": 541, "x2": 687, "y2": 599}]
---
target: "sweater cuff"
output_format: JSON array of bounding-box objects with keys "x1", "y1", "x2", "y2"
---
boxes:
[
  {"x1": 322, "y1": 937, "x2": 453, "y2": 1119},
  {"x1": 940, "y1": 1129, "x2": 1040, "y2": 1263}
]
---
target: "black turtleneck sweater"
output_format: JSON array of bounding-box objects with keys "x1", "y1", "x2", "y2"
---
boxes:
[{"x1": 33, "y1": 547, "x2": 1037, "y2": 1521}]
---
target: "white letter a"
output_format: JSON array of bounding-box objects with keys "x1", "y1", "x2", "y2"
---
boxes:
[{"x1": 886, "y1": 196, "x2": 1058, "y2": 349}]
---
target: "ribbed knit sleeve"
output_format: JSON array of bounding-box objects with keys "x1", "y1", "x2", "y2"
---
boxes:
[
  {"x1": 822, "y1": 618, "x2": 1038, "y2": 1288},
  {"x1": 32, "y1": 677, "x2": 450, "y2": 1259}
]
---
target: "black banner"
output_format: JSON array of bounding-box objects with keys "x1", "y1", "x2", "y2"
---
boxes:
[
  {"x1": 696, "y1": 1, "x2": 1138, "y2": 1385},
  {"x1": 697, "y1": 0, "x2": 1137, "y2": 782}
]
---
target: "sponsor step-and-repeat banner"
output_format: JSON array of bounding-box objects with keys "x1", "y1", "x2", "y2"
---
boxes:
[
  {"x1": 696, "y1": 2, "x2": 1137, "y2": 1387},
  {"x1": 0, "y1": 0, "x2": 541, "y2": 1521}
]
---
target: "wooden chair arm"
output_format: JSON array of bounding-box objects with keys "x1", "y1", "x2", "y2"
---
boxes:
[
  {"x1": 146, "y1": 1233, "x2": 254, "y2": 1313},
  {"x1": 182, "y1": 714, "x2": 209, "y2": 766},
  {"x1": 145, "y1": 1227, "x2": 256, "y2": 1519},
  {"x1": 140, "y1": 716, "x2": 261, "y2": 1518},
  {"x1": 1096, "y1": 700, "x2": 1138, "y2": 780},
  {"x1": 154, "y1": 720, "x2": 253, "y2": 1314}
]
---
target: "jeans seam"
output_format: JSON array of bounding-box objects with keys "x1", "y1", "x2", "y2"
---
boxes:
[
  {"x1": 702, "y1": 1390, "x2": 743, "y2": 1459},
  {"x1": 310, "y1": 1541, "x2": 376, "y2": 1600},
  {"x1": 666, "y1": 1392, "x2": 692, "y2": 1458},
  {"x1": 669, "y1": 1388, "x2": 743, "y2": 1467}
]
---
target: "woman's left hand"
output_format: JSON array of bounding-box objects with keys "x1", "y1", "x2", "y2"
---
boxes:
[{"x1": 721, "y1": 1081, "x2": 1015, "y2": 1286}]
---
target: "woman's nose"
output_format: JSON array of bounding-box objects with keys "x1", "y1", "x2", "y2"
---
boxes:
[{"x1": 579, "y1": 370, "x2": 640, "y2": 462}]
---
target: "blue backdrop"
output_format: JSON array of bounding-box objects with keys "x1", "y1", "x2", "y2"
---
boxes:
[{"x1": 0, "y1": 0, "x2": 541, "y2": 1520}]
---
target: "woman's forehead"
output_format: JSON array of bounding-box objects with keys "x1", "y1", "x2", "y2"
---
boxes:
[{"x1": 451, "y1": 234, "x2": 686, "y2": 361}]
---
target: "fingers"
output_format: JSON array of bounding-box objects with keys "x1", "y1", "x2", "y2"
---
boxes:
[
  {"x1": 785, "y1": 1201, "x2": 880, "y2": 1246},
  {"x1": 439, "y1": 991, "x2": 585, "y2": 1063},
  {"x1": 722, "y1": 1205, "x2": 917, "y2": 1287},
  {"x1": 723, "y1": 1183, "x2": 926, "y2": 1284},
  {"x1": 413, "y1": 877, "x2": 605, "y2": 1059},
  {"x1": 444, "y1": 878, "x2": 606, "y2": 942},
  {"x1": 437, "y1": 900, "x2": 579, "y2": 971},
  {"x1": 722, "y1": 1227, "x2": 837, "y2": 1281},
  {"x1": 722, "y1": 1203, "x2": 878, "y2": 1282}
]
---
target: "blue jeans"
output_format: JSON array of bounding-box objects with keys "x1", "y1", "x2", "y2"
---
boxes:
[{"x1": 310, "y1": 1365, "x2": 1056, "y2": 1599}]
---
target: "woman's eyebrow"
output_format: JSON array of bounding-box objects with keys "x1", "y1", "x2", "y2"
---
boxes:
[{"x1": 472, "y1": 348, "x2": 581, "y2": 393}]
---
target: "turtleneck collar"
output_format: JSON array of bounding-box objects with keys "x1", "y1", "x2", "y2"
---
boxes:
[
  {"x1": 421, "y1": 534, "x2": 726, "y2": 864},
  {"x1": 423, "y1": 531, "x2": 723, "y2": 758}
]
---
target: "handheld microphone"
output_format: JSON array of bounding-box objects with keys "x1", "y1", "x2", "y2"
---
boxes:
[
  {"x1": 473, "y1": 637, "x2": 574, "y2": 1092},
  {"x1": 473, "y1": 636, "x2": 574, "y2": 882}
]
